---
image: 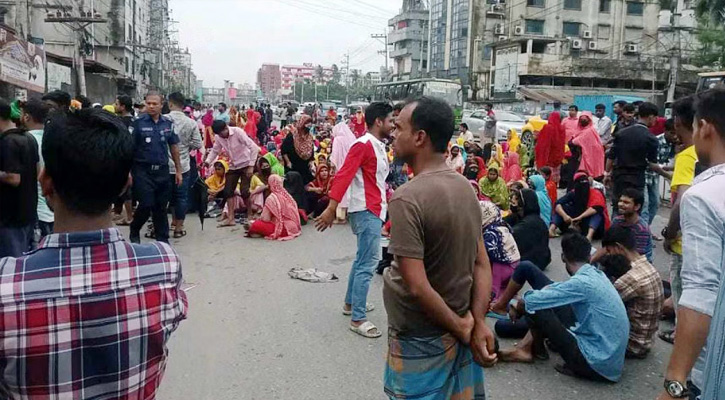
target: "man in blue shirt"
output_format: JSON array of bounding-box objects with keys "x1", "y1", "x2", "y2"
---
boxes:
[
  {"x1": 129, "y1": 92, "x2": 182, "y2": 244},
  {"x1": 500, "y1": 233, "x2": 629, "y2": 382}
]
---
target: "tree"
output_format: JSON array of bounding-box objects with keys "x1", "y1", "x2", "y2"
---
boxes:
[
  {"x1": 315, "y1": 65, "x2": 325, "y2": 85},
  {"x1": 693, "y1": 18, "x2": 725, "y2": 68},
  {"x1": 331, "y1": 64, "x2": 341, "y2": 84},
  {"x1": 350, "y1": 69, "x2": 361, "y2": 87},
  {"x1": 696, "y1": 0, "x2": 725, "y2": 23}
]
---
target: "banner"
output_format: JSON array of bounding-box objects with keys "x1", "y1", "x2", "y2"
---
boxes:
[
  {"x1": 47, "y1": 62, "x2": 71, "y2": 91},
  {"x1": 0, "y1": 28, "x2": 46, "y2": 93}
]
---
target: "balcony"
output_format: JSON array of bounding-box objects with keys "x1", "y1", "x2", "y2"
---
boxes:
[
  {"x1": 388, "y1": 9, "x2": 429, "y2": 26},
  {"x1": 388, "y1": 27, "x2": 427, "y2": 44},
  {"x1": 390, "y1": 47, "x2": 423, "y2": 59}
]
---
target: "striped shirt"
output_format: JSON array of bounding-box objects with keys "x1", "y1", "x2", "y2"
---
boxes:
[
  {"x1": 328, "y1": 133, "x2": 389, "y2": 220},
  {"x1": 612, "y1": 215, "x2": 653, "y2": 263}
]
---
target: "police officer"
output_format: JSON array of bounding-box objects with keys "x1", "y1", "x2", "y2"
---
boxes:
[{"x1": 129, "y1": 91, "x2": 182, "y2": 243}]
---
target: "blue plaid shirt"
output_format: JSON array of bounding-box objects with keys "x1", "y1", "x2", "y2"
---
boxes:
[{"x1": 645, "y1": 134, "x2": 671, "y2": 186}]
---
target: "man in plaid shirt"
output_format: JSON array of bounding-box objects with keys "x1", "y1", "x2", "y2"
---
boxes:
[
  {"x1": 0, "y1": 108, "x2": 187, "y2": 399},
  {"x1": 600, "y1": 226, "x2": 663, "y2": 359}
]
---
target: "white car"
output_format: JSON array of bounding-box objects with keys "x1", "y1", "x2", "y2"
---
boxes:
[{"x1": 461, "y1": 110, "x2": 527, "y2": 142}]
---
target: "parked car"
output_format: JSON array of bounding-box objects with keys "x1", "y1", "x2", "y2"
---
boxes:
[{"x1": 462, "y1": 110, "x2": 527, "y2": 142}]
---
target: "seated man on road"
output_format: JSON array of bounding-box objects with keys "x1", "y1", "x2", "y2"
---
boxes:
[
  {"x1": 610, "y1": 188, "x2": 654, "y2": 263},
  {"x1": 499, "y1": 233, "x2": 629, "y2": 382},
  {"x1": 597, "y1": 226, "x2": 663, "y2": 359}
]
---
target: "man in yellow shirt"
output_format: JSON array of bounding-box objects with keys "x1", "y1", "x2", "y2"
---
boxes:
[{"x1": 661, "y1": 96, "x2": 698, "y2": 344}]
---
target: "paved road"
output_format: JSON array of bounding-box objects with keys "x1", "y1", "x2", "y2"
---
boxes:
[{"x1": 140, "y1": 207, "x2": 674, "y2": 400}]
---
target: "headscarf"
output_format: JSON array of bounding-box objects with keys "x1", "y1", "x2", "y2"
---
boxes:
[
  {"x1": 508, "y1": 129, "x2": 521, "y2": 153},
  {"x1": 470, "y1": 180, "x2": 488, "y2": 201},
  {"x1": 571, "y1": 172, "x2": 611, "y2": 231},
  {"x1": 202, "y1": 109, "x2": 214, "y2": 127},
  {"x1": 572, "y1": 113, "x2": 605, "y2": 178},
  {"x1": 264, "y1": 175, "x2": 302, "y2": 241},
  {"x1": 294, "y1": 115, "x2": 315, "y2": 160},
  {"x1": 311, "y1": 164, "x2": 331, "y2": 194},
  {"x1": 102, "y1": 104, "x2": 116, "y2": 114},
  {"x1": 264, "y1": 152, "x2": 285, "y2": 176},
  {"x1": 528, "y1": 175, "x2": 552, "y2": 226},
  {"x1": 488, "y1": 144, "x2": 504, "y2": 170},
  {"x1": 480, "y1": 201, "x2": 521, "y2": 264},
  {"x1": 446, "y1": 144, "x2": 465, "y2": 173},
  {"x1": 502, "y1": 151, "x2": 523, "y2": 183},
  {"x1": 205, "y1": 160, "x2": 228, "y2": 192},
  {"x1": 535, "y1": 112, "x2": 565, "y2": 169},
  {"x1": 464, "y1": 161, "x2": 481, "y2": 181},
  {"x1": 478, "y1": 167, "x2": 509, "y2": 210},
  {"x1": 330, "y1": 122, "x2": 357, "y2": 170},
  {"x1": 517, "y1": 143, "x2": 530, "y2": 168}
]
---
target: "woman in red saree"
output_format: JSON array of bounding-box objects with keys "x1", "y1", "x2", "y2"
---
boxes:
[
  {"x1": 351, "y1": 109, "x2": 367, "y2": 138},
  {"x1": 244, "y1": 105, "x2": 259, "y2": 138},
  {"x1": 534, "y1": 111, "x2": 565, "y2": 183},
  {"x1": 201, "y1": 109, "x2": 215, "y2": 149}
]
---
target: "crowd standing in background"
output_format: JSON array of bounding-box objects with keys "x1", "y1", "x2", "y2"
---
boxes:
[{"x1": 0, "y1": 86, "x2": 722, "y2": 400}]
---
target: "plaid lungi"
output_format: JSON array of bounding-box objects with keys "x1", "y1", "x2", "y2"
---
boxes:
[{"x1": 384, "y1": 333, "x2": 486, "y2": 400}]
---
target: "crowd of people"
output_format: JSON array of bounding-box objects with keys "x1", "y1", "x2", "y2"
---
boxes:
[{"x1": 0, "y1": 84, "x2": 722, "y2": 400}]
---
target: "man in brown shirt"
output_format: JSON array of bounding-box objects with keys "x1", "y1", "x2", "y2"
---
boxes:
[{"x1": 383, "y1": 96, "x2": 497, "y2": 399}]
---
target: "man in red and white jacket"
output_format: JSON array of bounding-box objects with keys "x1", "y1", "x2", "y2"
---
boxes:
[{"x1": 316, "y1": 102, "x2": 394, "y2": 339}]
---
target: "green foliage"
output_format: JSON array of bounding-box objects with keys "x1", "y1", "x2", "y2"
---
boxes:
[
  {"x1": 694, "y1": 18, "x2": 725, "y2": 68},
  {"x1": 696, "y1": 0, "x2": 725, "y2": 23}
]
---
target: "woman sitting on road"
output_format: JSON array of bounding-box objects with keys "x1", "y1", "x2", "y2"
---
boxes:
[
  {"x1": 245, "y1": 175, "x2": 302, "y2": 241},
  {"x1": 549, "y1": 172, "x2": 610, "y2": 241},
  {"x1": 479, "y1": 166, "x2": 509, "y2": 210}
]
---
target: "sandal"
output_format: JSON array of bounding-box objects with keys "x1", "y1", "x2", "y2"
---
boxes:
[
  {"x1": 659, "y1": 329, "x2": 675, "y2": 344},
  {"x1": 349, "y1": 321, "x2": 382, "y2": 338},
  {"x1": 173, "y1": 230, "x2": 187, "y2": 238},
  {"x1": 342, "y1": 303, "x2": 375, "y2": 316}
]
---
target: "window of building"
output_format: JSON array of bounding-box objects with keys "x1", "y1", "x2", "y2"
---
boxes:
[
  {"x1": 563, "y1": 22, "x2": 581, "y2": 36},
  {"x1": 564, "y1": 0, "x2": 581, "y2": 10},
  {"x1": 527, "y1": 0, "x2": 545, "y2": 6},
  {"x1": 627, "y1": 1, "x2": 644, "y2": 15},
  {"x1": 598, "y1": 24, "x2": 611, "y2": 40},
  {"x1": 599, "y1": 0, "x2": 611, "y2": 12},
  {"x1": 125, "y1": 57, "x2": 129, "y2": 73},
  {"x1": 525, "y1": 19, "x2": 545, "y2": 35}
]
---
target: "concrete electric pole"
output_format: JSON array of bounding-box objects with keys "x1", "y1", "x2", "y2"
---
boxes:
[
  {"x1": 45, "y1": 7, "x2": 107, "y2": 97},
  {"x1": 371, "y1": 33, "x2": 389, "y2": 72}
]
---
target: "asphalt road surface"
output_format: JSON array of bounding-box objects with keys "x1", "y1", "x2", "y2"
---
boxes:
[{"x1": 137, "y1": 205, "x2": 675, "y2": 400}]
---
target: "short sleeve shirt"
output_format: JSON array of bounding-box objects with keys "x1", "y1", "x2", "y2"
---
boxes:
[
  {"x1": 607, "y1": 123, "x2": 658, "y2": 188},
  {"x1": 0, "y1": 129, "x2": 39, "y2": 227},
  {"x1": 670, "y1": 145, "x2": 698, "y2": 254},
  {"x1": 384, "y1": 168, "x2": 482, "y2": 337},
  {"x1": 132, "y1": 114, "x2": 179, "y2": 165}
]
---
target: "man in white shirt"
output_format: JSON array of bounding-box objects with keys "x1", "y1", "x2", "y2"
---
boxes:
[
  {"x1": 459, "y1": 123, "x2": 474, "y2": 143},
  {"x1": 594, "y1": 103, "x2": 613, "y2": 147}
]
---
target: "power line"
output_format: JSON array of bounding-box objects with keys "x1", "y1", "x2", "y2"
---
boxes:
[{"x1": 271, "y1": 0, "x2": 382, "y2": 29}]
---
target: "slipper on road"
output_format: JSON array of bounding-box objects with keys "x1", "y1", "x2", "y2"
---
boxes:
[{"x1": 349, "y1": 321, "x2": 382, "y2": 338}]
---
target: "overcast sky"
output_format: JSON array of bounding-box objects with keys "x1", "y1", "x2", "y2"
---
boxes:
[{"x1": 170, "y1": 0, "x2": 401, "y2": 87}]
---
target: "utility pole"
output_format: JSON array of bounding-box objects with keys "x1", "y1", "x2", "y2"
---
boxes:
[
  {"x1": 341, "y1": 53, "x2": 350, "y2": 105},
  {"x1": 45, "y1": 6, "x2": 107, "y2": 96},
  {"x1": 667, "y1": 0, "x2": 683, "y2": 103},
  {"x1": 371, "y1": 33, "x2": 389, "y2": 74}
]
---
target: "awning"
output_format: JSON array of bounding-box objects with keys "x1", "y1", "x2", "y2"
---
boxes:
[
  {"x1": 45, "y1": 51, "x2": 118, "y2": 74},
  {"x1": 517, "y1": 87, "x2": 574, "y2": 104}
]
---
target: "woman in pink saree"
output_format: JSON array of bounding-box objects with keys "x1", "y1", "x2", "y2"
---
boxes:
[
  {"x1": 502, "y1": 151, "x2": 523, "y2": 183},
  {"x1": 571, "y1": 113, "x2": 605, "y2": 179},
  {"x1": 245, "y1": 175, "x2": 302, "y2": 241}
]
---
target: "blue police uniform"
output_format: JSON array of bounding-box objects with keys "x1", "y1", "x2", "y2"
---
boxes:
[{"x1": 129, "y1": 113, "x2": 179, "y2": 243}]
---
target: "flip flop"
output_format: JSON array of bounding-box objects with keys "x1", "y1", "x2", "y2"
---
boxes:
[
  {"x1": 659, "y1": 329, "x2": 675, "y2": 344},
  {"x1": 173, "y1": 230, "x2": 187, "y2": 238},
  {"x1": 342, "y1": 303, "x2": 375, "y2": 316},
  {"x1": 349, "y1": 321, "x2": 382, "y2": 338}
]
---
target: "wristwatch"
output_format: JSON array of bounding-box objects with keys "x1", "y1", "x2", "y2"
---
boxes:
[{"x1": 664, "y1": 379, "x2": 690, "y2": 398}]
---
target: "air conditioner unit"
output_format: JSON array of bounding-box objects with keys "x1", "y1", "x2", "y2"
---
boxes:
[
  {"x1": 498, "y1": 35, "x2": 508, "y2": 42},
  {"x1": 490, "y1": 4, "x2": 504, "y2": 12},
  {"x1": 626, "y1": 43, "x2": 639, "y2": 53},
  {"x1": 571, "y1": 39, "x2": 583, "y2": 49},
  {"x1": 588, "y1": 41, "x2": 598, "y2": 50},
  {"x1": 494, "y1": 25, "x2": 505, "y2": 35},
  {"x1": 514, "y1": 26, "x2": 524, "y2": 35},
  {"x1": 582, "y1": 30, "x2": 592, "y2": 39}
]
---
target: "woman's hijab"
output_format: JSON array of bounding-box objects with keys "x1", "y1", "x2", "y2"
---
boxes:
[
  {"x1": 508, "y1": 129, "x2": 521, "y2": 153},
  {"x1": 284, "y1": 171, "x2": 307, "y2": 210},
  {"x1": 294, "y1": 115, "x2": 315, "y2": 160},
  {"x1": 263, "y1": 152, "x2": 285, "y2": 176},
  {"x1": 470, "y1": 180, "x2": 487, "y2": 201},
  {"x1": 265, "y1": 175, "x2": 302, "y2": 241},
  {"x1": 311, "y1": 164, "x2": 331, "y2": 194},
  {"x1": 572, "y1": 113, "x2": 605, "y2": 178},
  {"x1": 446, "y1": 144, "x2": 465, "y2": 173},
  {"x1": 572, "y1": 172, "x2": 610, "y2": 230},
  {"x1": 479, "y1": 167, "x2": 510, "y2": 210},
  {"x1": 528, "y1": 175, "x2": 552, "y2": 226},
  {"x1": 502, "y1": 151, "x2": 523, "y2": 183},
  {"x1": 205, "y1": 160, "x2": 228, "y2": 192},
  {"x1": 479, "y1": 201, "x2": 520, "y2": 264}
]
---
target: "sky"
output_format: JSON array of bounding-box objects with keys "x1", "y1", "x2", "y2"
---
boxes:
[{"x1": 169, "y1": 0, "x2": 401, "y2": 88}]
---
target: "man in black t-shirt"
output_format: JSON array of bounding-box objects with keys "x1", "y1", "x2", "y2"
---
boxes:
[
  {"x1": 0, "y1": 98, "x2": 38, "y2": 257},
  {"x1": 114, "y1": 95, "x2": 135, "y2": 131},
  {"x1": 605, "y1": 102, "x2": 667, "y2": 218}
]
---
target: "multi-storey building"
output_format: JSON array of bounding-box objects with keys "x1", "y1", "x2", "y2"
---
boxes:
[
  {"x1": 281, "y1": 63, "x2": 333, "y2": 91},
  {"x1": 257, "y1": 63, "x2": 281, "y2": 99},
  {"x1": 388, "y1": 0, "x2": 428, "y2": 81}
]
